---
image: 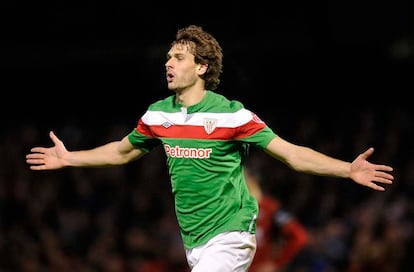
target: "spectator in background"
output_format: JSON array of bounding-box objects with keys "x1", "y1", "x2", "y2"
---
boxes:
[{"x1": 245, "y1": 164, "x2": 308, "y2": 272}]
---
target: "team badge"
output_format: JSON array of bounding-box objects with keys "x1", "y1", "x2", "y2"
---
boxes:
[{"x1": 203, "y1": 118, "x2": 217, "y2": 134}]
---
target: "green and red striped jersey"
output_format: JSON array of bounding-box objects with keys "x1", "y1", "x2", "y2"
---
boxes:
[{"x1": 128, "y1": 91, "x2": 277, "y2": 249}]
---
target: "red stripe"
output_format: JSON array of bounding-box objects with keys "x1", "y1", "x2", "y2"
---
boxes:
[{"x1": 136, "y1": 119, "x2": 267, "y2": 140}]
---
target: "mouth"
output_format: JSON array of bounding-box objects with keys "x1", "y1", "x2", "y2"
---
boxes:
[{"x1": 166, "y1": 72, "x2": 175, "y2": 83}]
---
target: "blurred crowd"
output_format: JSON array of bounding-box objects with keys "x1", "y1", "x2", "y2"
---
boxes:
[{"x1": 1, "y1": 106, "x2": 413, "y2": 272}]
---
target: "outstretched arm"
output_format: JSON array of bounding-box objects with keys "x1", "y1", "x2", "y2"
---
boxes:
[
  {"x1": 26, "y1": 130, "x2": 145, "y2": 170},
  {"x1": 265, "y1": 137, "x2": 394, "y2": 191}
]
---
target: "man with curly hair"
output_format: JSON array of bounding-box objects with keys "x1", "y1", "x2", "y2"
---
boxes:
[{"x1": 26, "y1": 25, "x2": 394, "y2": 272}]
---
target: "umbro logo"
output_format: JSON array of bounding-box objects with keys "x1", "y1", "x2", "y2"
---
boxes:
[{"x1": 162, "y1": 122, "x2": 173, "y2": 128}]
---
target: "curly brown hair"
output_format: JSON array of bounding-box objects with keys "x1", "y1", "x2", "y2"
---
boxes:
[{"x1": 171, "y1": 25, "x2": 223, "y2": 91}]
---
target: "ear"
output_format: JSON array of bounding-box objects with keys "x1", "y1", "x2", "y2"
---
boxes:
[{"x1": 196, "y1": 64, "x2": 208, "y2": 75}]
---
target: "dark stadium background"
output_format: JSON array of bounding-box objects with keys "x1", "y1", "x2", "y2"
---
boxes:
[
  {"x1": 1, "y1": 1, "x2": 414, "y2": 271},
  {"x1": 2, "y1": 1, "x2": 413, "y2": 122}
]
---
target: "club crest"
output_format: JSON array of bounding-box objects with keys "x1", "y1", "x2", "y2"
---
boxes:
[{"x1": 204, "y1": 118, "x2": 217, "y2": 134}]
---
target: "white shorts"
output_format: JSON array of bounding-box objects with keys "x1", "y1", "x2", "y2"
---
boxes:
[{"x1": 185, "y1": 231, "x2": 257, "y2": 272}]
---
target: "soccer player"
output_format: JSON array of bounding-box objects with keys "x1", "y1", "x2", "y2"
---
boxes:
[
  {"x1": 26, "y1": 25, "x2": 394, "y2": 272},
  {"x1": 245, "y1": 164, "x2": 309, "y2": 272}
]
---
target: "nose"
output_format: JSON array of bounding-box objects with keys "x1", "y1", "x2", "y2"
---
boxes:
[{"x1": 165, "y1": 58, "x2": 173, "y2": 69}]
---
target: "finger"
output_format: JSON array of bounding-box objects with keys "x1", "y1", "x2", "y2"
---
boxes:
[
  {"x1": 375, "y1": 172, "x2": 394, "y2": 180},
  {"x1": 49, "y1": 131, "x2": 61, "y2": 145},
  {"x1": 26, "y1": 158, "x2": 45, "y2": 164},
  {"x1": 26, "y1": 153, "x2": 45, "y2": 159},
  {"x1": 30, "y1": 165, "x2": 46, "y2": 170},
  {"x1": 30, "y1": 147, "x2": 47, "y2": 154},
  {"x1": 368, "y1": 183, "x2": 385, "y2": 191},
  {"x1": 375, "y1": 165, "x2": 393, "y2": 172},
  {"x1": 373, "y1": 177, "x2": 393, "y2": 184},
  {"x1": 360, "y1": 147, "x2": 374, "y2": 160}
]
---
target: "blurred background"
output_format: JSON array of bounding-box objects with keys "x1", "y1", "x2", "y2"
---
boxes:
[{"x1": 1, "y1": 1, "x2": 414, "y2": 271}]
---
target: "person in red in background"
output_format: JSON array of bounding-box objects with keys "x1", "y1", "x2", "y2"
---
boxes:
[{"x1": 245, "y1": 165, "x2": 309, "y2": 272}]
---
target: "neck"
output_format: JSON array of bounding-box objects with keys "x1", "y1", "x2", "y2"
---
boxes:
[{"x1": 175, "y1": 88, "x2": 207, "y2": 108}]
